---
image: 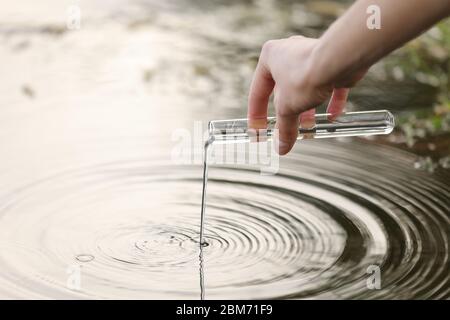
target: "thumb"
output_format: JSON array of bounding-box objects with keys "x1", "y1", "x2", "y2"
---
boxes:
[{"x1": 274, "y1": 113, "x2": 299, "y2": 155}]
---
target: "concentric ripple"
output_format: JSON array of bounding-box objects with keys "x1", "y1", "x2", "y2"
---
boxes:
[{"x1": 0, "y1": 140, "x2": 448, "y2": 299}]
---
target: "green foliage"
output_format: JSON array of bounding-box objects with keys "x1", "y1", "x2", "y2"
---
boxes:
[
  {"x1": 387, "y1": 20, "x2": 450, "y2": 151},
  {"x1": 390, "y1": 20, "x2": 449, "y2": 100}
]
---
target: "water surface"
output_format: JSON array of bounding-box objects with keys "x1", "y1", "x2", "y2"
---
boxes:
[{"x1": 0, "y1": 0, "x2": 448, "y2": 299}]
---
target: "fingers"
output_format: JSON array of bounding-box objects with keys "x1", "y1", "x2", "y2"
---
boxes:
[
  {"x1": 247, "y1": 55, "x2": 275, "y2": 130},
  {"x1": 274, "y1": 112, "x2": 299, "y2": 155},
  {"x1": 300, "y1": 108, "x2": 316, "y2": 139},
  {"x1": 326, "y1": 88, "x2": 349, "y2": 120}
]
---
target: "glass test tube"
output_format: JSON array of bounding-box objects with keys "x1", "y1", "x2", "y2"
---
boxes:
[{"x1": 208, "y1": 110, "x2": 395, "y2": 144}]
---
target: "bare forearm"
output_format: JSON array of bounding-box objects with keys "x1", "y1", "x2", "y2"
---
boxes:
[
  {"x1": 247, "y1": 0, "x2": 449, "y2": 154},
  {"x1": 311, "y1": 0, "x2": 450, "y2": 87}
]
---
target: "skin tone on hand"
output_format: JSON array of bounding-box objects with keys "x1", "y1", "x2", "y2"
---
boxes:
[{"x1": 248, "y1": 0, "x2": 450, "y2": 155}]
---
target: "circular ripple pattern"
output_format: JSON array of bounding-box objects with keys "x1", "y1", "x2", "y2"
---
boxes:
[{"x1": 0, "y1": 141, "x2": 448, "y2": 299}]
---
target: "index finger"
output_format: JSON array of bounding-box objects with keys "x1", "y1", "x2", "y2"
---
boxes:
[{"x1": 247, "y1": 60, "x2": 274, "y2": 129}]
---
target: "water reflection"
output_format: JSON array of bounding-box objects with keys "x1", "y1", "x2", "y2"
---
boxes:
[
  {"x1": 0, "y1": 142, "x2": 448, "y2": 299},
  {"x1": 199, "y1": 245, "x2": 205, "y2": 300},
  {"x1": 0, "y1": 0, "x2": 448, "y2": 299}
]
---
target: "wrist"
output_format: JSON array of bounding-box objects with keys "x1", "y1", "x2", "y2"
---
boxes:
[
  {"x1": 309, "y1": 38, "x2": 367, "y2": 89},
  {"x1": 307, "y1": 39, "x2": 334, "y2": 88}
]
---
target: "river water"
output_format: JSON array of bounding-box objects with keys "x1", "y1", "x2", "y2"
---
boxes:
[{"x1": 0, "y1": 0, "x2": 448, "y2": 299}]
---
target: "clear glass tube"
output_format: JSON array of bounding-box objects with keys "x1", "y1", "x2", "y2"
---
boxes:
[{"x1": 209, "y1": 110, "x2": 395, "y2": 144}]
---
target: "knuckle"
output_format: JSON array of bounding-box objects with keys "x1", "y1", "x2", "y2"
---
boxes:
[
  {"x1": 277, "y1": 103, "x2": 297, "y2": 118},
  {"x1": 274, "y1": 96, "x2": 292, "y2": 115},
  {"x1": 277, "y1": 106, "x2": 292, "y2": 117},
  {"x1": 261, "y1": 39, "x2": 277, "y2": 56}
]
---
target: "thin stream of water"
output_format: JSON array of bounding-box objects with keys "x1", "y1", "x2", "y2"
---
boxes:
[
  {"x1": 199, "y1": 136, "x2": 215, "y2": 300},
  {"x1": 199, "y1": 137, "x2": 214, "y2": 247}
]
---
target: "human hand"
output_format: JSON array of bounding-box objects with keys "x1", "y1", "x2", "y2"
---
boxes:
[{"x1": 247, "y1": 36, "x2": 367, "y2": 155}]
